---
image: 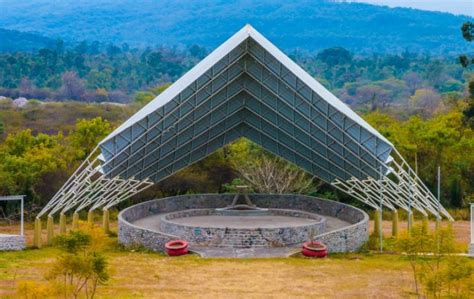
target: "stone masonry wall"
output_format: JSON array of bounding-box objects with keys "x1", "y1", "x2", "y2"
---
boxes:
[
  {"x1": 0, "y1": 234, "x2": 26, "y2": 251},
  {"x1": 159, "y1": 208, "x2": 326, "y2": 247},
  {"x1": 118, "y1": 194, "x2": 369, "y2": 253}
]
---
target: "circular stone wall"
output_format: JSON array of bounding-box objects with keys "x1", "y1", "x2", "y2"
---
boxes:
[
  {"x1": 118, "y1": 194, "x2": 369, "y2": 253},
  {"x1": 159, "y1": 208, "x2": 326, "y2": 247}
]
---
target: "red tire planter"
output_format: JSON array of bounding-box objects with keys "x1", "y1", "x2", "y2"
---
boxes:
[
  {"x1": 165, "y1": 240, "x2": 189, "y2": 256},
  {"x1": 302, "y1": 241, "x2": 328, "y2": 258}
]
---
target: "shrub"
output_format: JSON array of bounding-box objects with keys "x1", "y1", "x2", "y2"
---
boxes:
[
  {"x1": 16, "y1": 280, "x2": 61, "y2": 299},
  {"x1": 54, "y1": 230, "x2": 91, "y2": 253},
  {"x1": 396, "y1": 224, "x2": 472, "y2": 297},
  {"x1": 16, "y1": 223, "x2": 110, "y2": 299}
]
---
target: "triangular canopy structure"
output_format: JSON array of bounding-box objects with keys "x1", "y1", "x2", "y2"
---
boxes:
[{"x1": 39, "y1": 25, "x2": 453, "y2": 220}]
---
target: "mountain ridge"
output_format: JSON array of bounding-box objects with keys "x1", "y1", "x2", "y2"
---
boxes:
[
  {"x1": 0, "y1": 0, "x2": 472, "y2": 54},
  {"x1": 0, "y1": 28, "x2": 56, "y2": 52}
]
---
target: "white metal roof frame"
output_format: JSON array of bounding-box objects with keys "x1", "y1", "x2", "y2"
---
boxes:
[
  {"x1": 37, "y1": 25, "x2": 453, "y2": 221},
  {"x1": 101, "y1": 25, "x2": 391, "y2": 146}
]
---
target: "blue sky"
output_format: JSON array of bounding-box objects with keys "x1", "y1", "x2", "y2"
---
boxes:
[{"x1": 350, "y1": 0, "x2": 473, "y2": 16}]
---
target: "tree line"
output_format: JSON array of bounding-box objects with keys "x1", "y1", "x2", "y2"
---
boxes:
[
  {"x1": 0, "y1": 40, "x2": 204, "y2": 103},
  {"x1": 0, "y1": 38, "x2": 468, "y2": 113}
]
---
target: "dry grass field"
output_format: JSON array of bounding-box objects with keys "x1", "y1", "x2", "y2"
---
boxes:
[
  {"x1": 0, "y1": 219, "x2": 472, "y2": 298},
  {"x1": 0, "y1": 247, "x2": 421, "y2": 298}
]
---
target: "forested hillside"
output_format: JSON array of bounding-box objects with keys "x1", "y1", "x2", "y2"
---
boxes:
[
  {"x1": 0, "y1": 28, "x2": 56, "y2": 52},
  {"x1": 0, "y1": 39, "x2": 468, "y2": 116},
  {"x1": 0, "y1": 0, "x2": 472, "y2": 54}
]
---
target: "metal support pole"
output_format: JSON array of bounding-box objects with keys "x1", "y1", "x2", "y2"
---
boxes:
[
  {"x1": 408, "y1": 169, "x2": 413, "y2": 235},
  {"x1": 468, "y1": 204, "x2": 474, "y2": 257},
  {"x1": 415, "y1": 152, "x2": 418, "y2": 175},
  {"x1": 436, "y1": 166, "x2": 441, "y2": 253},
  {"x1": 379, "y1": 166, "x2": 383, "y2": 252},
  {"x1": 20, "y1": 197, "x2": 24, "y2": 236},
  {"x1": 407, "y1": 211, "x2": 414, "y2": 236},
  {"x1": 437, "y1": 166, "x2": 441, "y2": 210},
  {"x1": 470, "y1": 204, "x2": 473, "y2": 249},
  {"x1": 436, "y1": 166, "x2": 442, "y2": 228}
]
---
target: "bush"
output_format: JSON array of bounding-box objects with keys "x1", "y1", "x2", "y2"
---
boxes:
[
  {"x1": 17, "y1": 223, "x2": 110, "y2": 299},
  {"x1": 16, "y1": 280, "x2": 62, "y2": 298},
  {"x1": 48, "y1": 224, "x2": 110, "y2": 298},
  {"x1": 395, "y1": 224, "x2": 472, "y2": 297},
  {"x1": 54, "y1": 230, "x2": 91, "y2": 253}
]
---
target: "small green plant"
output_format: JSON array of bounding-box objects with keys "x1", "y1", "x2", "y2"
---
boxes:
[
  {"x1": 420, "y1": 256, "x2": 473, "y2": 298},
  {"x1": 16, "y1": 223, "x2": 110, "y2": 299},
  {"x1": 396, "y1": 224, "x2": 472, "y2": 298},
  {"x1": 55, "y1": 230, "x2": 91, "y2": 253},
  {"x1": 47, "y1": 226, "x2": 109, "y2": 299}
]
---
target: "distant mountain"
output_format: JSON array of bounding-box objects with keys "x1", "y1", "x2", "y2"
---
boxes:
[
  {"x1": 0, "y1": 0, "x2": 472, "y2": 54},
  {"x1": 0, "y1": 28, "x2": 56, "y2": 52}
]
